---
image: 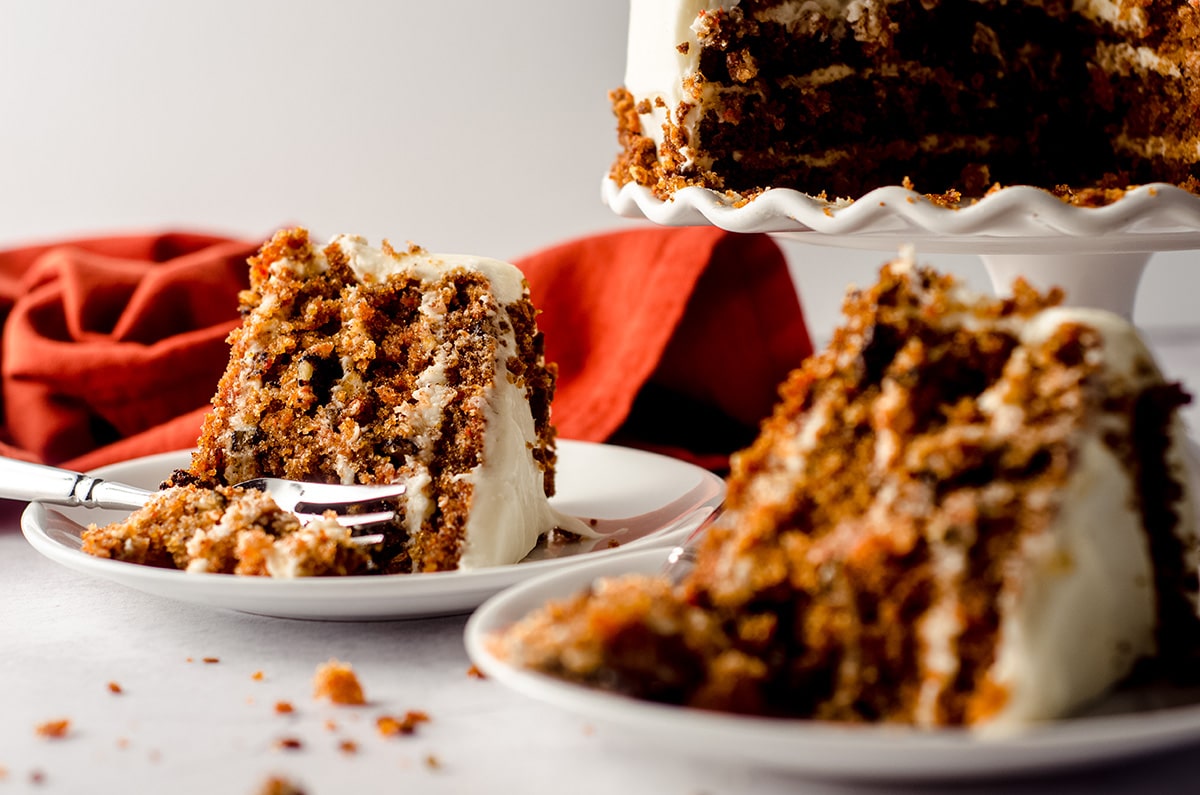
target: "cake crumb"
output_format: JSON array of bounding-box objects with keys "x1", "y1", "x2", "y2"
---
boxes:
[
  {"x1": 275, "y1": 737, "x2": 303, "y2": 751},
  {"x1": 466, "y1": 664, "x2": 487, "y2": 680},
  {"x1": 338, "y1": 739, "x2": 359, "y2": 755},
  {"x1": 313, "y1": 659, "x2": 365, "y2": 705},
  {"x1": 30, "y1": 769, "x2": 46, "y2": 785},
  {"x1": 274, "y1": 701, "x2": 295, "y2": 715},
  {"x1": 35, "y1": 719, "x2": 70, "y2": 739},
  {"x1": 203, "y1": 657, "x2": 220, "y2": 664},
  {"x1": 424, "y1": 753, "x2": 442, "y2": 770},
  {"x1": 257, "y1": 776, "x2": 307, "y2": 795},
  {"x1": 252, "y1": 670, "x2": 265, "y2": 681},
  {"x1": 376, "y1": 710, "x2": 430, "y2": 737},
  {"x1": 108, "y1": 681, "x2": 123, "y2": 694}
]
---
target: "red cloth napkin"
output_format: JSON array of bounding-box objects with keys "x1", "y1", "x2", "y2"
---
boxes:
[
  {"x1": 522, "y1": 227, "x2": 811, "y2": 470},
  {"x1": 0, "y1": 227, "x2": 811, "y2": 474}
]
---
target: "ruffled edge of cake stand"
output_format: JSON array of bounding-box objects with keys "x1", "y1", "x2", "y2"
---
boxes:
[{"x1": 602, "y1": 178, "x2": 1200, "y2": 240}]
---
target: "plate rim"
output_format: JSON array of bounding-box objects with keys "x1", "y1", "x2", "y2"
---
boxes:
[
  {"x1": 465, "y1": 547, "x2": 1200, "y2": 781},
  {"x1": 20, "y1": 440, "x2": 725, "y2": 619}
]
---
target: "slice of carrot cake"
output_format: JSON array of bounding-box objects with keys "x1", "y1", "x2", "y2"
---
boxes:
[
  {"x1": 494, "y1": 252, "x2": 1200, "y2": 730},
  {"x1": 85, "y1": 228, "x2": 585, "y2": 575}
]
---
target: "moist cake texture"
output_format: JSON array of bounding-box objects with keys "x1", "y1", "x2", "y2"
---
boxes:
[
  {"x1": 85, "y1": 228, "x2": 583, "y2": 575},
  {"x1": 612, "y1": 0, "x2": 1200, "y2": 203},
  {"x1": 495, "y1": 253, "x2": 1200, "y2": 730}
]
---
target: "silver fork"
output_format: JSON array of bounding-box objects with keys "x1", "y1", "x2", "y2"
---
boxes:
[{"x1": 0, "y1": 458, "x2": 404, "y2": 546}]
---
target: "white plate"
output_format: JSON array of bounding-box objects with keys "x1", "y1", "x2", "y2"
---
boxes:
[
  {"x1": 20, "y1": 440, "x2": 724, "y2": 621},
  {"x1": 465, "y1": 548, "x2": 1200, "y2": 781},
  {"x1": 603, "y1": 177, "x2": 1200, "y2": 254}
]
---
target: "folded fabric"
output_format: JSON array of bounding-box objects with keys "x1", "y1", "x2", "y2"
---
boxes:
[
  {"x1": 0, "y1": 227, "x2": 811, "y2": 474},
  {"x1": 0, "y1": 233, "x2": 256, "y2": 468}
]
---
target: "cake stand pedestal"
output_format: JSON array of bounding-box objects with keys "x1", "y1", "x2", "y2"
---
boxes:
[
  {"x1": 774, "y1": 232, "x2": 1200, "y2": 321},
  {"x1": 978, "y1": 252, "x2": 1147, "y2": 318}
]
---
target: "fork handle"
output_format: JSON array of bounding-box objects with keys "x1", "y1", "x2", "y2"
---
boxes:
[{"x1": 0, "y1": 457, "x2": 151, "y2": 510}]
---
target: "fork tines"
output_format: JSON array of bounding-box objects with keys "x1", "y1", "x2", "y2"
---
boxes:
[{"x1": 236, "y1": 478, "x2": 406, "y2": 533}]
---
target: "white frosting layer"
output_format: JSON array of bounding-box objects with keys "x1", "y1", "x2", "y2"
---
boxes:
[
  {"x1": 1072, "y1": 0, "x2": 1147, "y2": 31},
  {"x1": 977, "y1": 308, "x2": 1198, "y2": 732},
  {"x1": 276, "y1": 235, "x2": 587, "y2": 570},
  {"x1": 623, "y1": 0, "x2": 720, "y2": 163},
  {"x1": 334, "y1": 236, "x2": 526, "y2": 306}
]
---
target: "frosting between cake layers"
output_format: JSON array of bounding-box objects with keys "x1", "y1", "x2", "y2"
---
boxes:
[
  {"x1": 1073, "y1": 0, "x2": 1147, "y2": 31},
  {"x1": 624, "y1": 0, "x2": 1149, "y2": 106},
  {"x1": 623, "y1": 0, "x2": 899, "y2": 164}
]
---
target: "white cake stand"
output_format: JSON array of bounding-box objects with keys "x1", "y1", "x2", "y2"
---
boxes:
[{"x1": 603, "y1": 179, "x2": 1200, "y2": 319}]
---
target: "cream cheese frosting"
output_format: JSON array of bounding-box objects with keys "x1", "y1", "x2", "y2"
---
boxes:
[
  {"x1": 623, "y1": 1, "x2": 716, "y2": 165},
  {"x1": 978, "y1": 308, "x2": 1198, "y2": 730}
]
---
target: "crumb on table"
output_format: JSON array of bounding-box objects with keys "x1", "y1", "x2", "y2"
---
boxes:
[
  {"x1": 313, "y1": 659, "x2": 365, "y2": 705},
  {"x1": 34, "y1": 719, "x2": 70, "y2": 739},
  {"x1": 376, "y1": 710, "x2": 430, "y2": 737}
]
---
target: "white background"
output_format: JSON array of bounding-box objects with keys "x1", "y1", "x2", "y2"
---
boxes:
[{"x1": 0, "y1": 0, "x2": 1195, "y2": 339}]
